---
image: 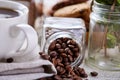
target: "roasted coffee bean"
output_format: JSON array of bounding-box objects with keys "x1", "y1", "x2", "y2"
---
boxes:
[
  {"x1": 63, "y1": 57, "x2": 69, "y2": 62},
  {"x1": 56, "y1": 58, "x2": 62, "y2": 63},
  {"x1": 61, "y1": 53, "x2": 67, "y2": 57},
  {"x1": 58, "y1": 49, "x2": 65, "y2": 53},
  {"x1": 55, "y1": 43, "x2": 61, "y2": 49},
  {"x1": 66, "y1": 74, "x2": 73, "y2": 78},
  {"x1": 62, "y1": 43, "x2": 67, "y2": 48},
  {"x1": 46, "y1": 78, "x2": 53, "y2": 80},
  {"x1": 68, "y1": 45, "x2": 75, "y2": 48},
  {"x1": 73, "y1": 48, "x2": 79, "y2": 52},
  {"x1": 40, "y1": 53, "x2": 50, "y2": 60},
  {"x1": 74, "y1": 69, "x2": 80, "y2": 76},
  {"x1": 56, "y1": 39, "x2": 62, "y2": 44},
  {"x1": 64, "y1": 62, "x2": 70, "y2": 66},
  {"x1": 49, "y1": 41, "x2": 56, "y2": 50},
  {"x1": 63, "y1": 37, "x2": 69, "y2": 42},
  {"x1": 68, "y1": 55, "x2": 73, "y2": 62},
  {"x1": 56, "y1": 66, "x2": 66, "y2": 75},
  {"x1": 67, "y1": 49, "x2": 73, "y2": 56},
  {"x1": 57, "y1": 57, "x2": 63, "y2": 62},
  {"x1": 73, "y1": 67, "x2": 88, "y2": 78},
  {"x1": 80, "y1": 73, "x2": 88, "y2": 78},
  {"x1": 51, "y1": 58, "x2": 57, "y2": 66},
  {"x1": 53, "y1": 75, "x2": 62, "y2": 80},
  {"x1": 6, "y1": 58, "x2": 13, "y2": 63},
  {"x1": 65, "y1": 65, "x2": 72, "y2": 71},
  {"x1": 74, "y1": 52, "x2": 79, "y2": 57},
  {"x1": 57, "y1": 62, "x2": 64, "y2": 67},
  {"x1": 67, "y1": 40, "x2": 72, "y2": 44},
  {"x1": 90, "y1": 71, "x2": 98, "y2": 77},
  {"x1": 49, "y1": 51, "x2": 57, "y2": 58},
  {"x1": 65, "y1": 47, "x2": 70, "y2": 53},
  {"x1": 61, "y1": 75, "x2": 67, "y2": 78},
  {"x1": 70, "y1": 40, "x2": 76, "y2": 45},
  {"x1": 39, "y1": 78, "x2": 47, "y2": 80},
  {"x1": 70, "y1": 70, "x2": 76, "y2": 76},
  {"x1": 39, "y1": 52, "x2": 45, "y2": 56},
  {"x1": 79, "y1": 69, "x2": 88, "y2": 78},
  {"x1": 73, "y1": 76, "x2": 82, "y2": 80}
]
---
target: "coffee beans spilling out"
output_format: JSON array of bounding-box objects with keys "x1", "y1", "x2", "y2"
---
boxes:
[
  {"x1": 39, "y1": 52, "x2": 88, "y2": 80},
  {"x1": 39, "y1": 37, "x2": 98, "y2": 80}
]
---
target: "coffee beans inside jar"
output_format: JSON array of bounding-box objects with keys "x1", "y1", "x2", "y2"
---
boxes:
[{"x1": 48, "y1": 37, "x2": 80, "y2": 67}]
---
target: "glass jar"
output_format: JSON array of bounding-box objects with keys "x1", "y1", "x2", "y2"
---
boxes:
[
  {"x1": 41, "y1": 17, "x2": 86, "y2": 67},
  {"x1": 86, "y1": 1, "x2": 120, "y2": 70}
]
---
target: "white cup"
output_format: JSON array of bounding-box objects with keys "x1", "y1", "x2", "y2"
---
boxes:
[{"x1": 0, "y1": 1, "x2": 38, "y2": 60}]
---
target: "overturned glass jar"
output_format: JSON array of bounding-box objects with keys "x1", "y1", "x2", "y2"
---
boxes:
[{"x1": 41, "y1": 17, "x2": 86, "y2": 67}]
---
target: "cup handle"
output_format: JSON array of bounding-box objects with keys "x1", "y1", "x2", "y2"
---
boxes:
[{"x1": 15, "y1": 24, "x2": 38, "y2": 55}]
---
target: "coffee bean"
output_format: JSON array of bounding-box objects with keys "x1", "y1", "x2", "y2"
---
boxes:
[
  {"x1": 64, "y1": 62, "x2": 70, "y2": 66},
  {"x1": 56, "y1": 39, "x2": 62, "y2": 44},
  {"x1": 6, "y1": 58, "x2": 13, "y2": 63},
  {"x1": 58, "y1": 49, "x2": 65, "y2": 53},
  {"x1": 61, "y1": 53, "x2": 67, "y2": 57},
  {"x1": 56, "y1": 66, "x2": 66, "y2": 75},
  {"x1": 62, "y1": 43, "x2": 67, "y2": 48},
  {"x1": 67, "y1": 40, "x2": 72, "y2": 44},
  {"x1": 70, "y1": 40, "x2": 76, "y2": 45},
  {"x1": 49, "y1": 51, "x2": 57, "y2": 58},
  {"x1": 74, "y1": 68, "x2": 80, "y2": 76},
  {"x1": 68, "y1": 55, "x2": 73, "y2": 62},
  {"x1": 40, "y1": 53, "x2": 50, "y2": 60},
  {"x1": 79, "y1": 69, "x2": 88, "y2": 78},
  {"x1": 65, "y1": 65, "x2": 72, "y2": 72},
  {"x1": 68, "y1": 45, "x2": 75, "y2": 48},
  {"x1": 55, "y1": 43, "x2": 61, "y2": 49},
  {"x1": 57, "y1": 62, "x2": 64, "y2": 67},
  {"x1": 63, "y1": 57, "x2": 69, "y2": 62},
  {"x1": 63, "y1": 37, "x2": 69, "y2": 42},
  {"x1": 56, "y1": 58, "x2": 62, "y2": 63},
  {"x1": 65, "y1": 47, "x2": 70, "y2": 53},
  {"x1": 73, "y1": 76, "x2": 82, "y2": 80},
  {"x1": 49, "y1": 41, "x2": 56, "y2": 50},
  {"x1": 57, "y1": 57, "x2": 63, "y2": 62},
  {"x1": 67, "y1": 50, "x2": 73, "y2": 56},
  {"x1": 51, "y1": 58, "x2": 57, "y2": 66},
  {"x1": 53, "y1": 75, "x2": 62, "y2": 80},
  {"x1": 90, "y1": 71, "x2": 98, "y2": 77},
  {"x1": 73, "y1": 48, "x2": 79, "y2": 52}
]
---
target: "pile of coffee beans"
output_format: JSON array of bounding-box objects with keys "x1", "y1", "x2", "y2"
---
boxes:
[
  {"x1": 48, "y1": 37, "x2": 80, "y2": 67},
  {"x1": 39, "y1": 52, "x2": 87, "y2": 80},
  {"x1": 39, "y1": 37, "x2": 98, "y2": 80}
]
